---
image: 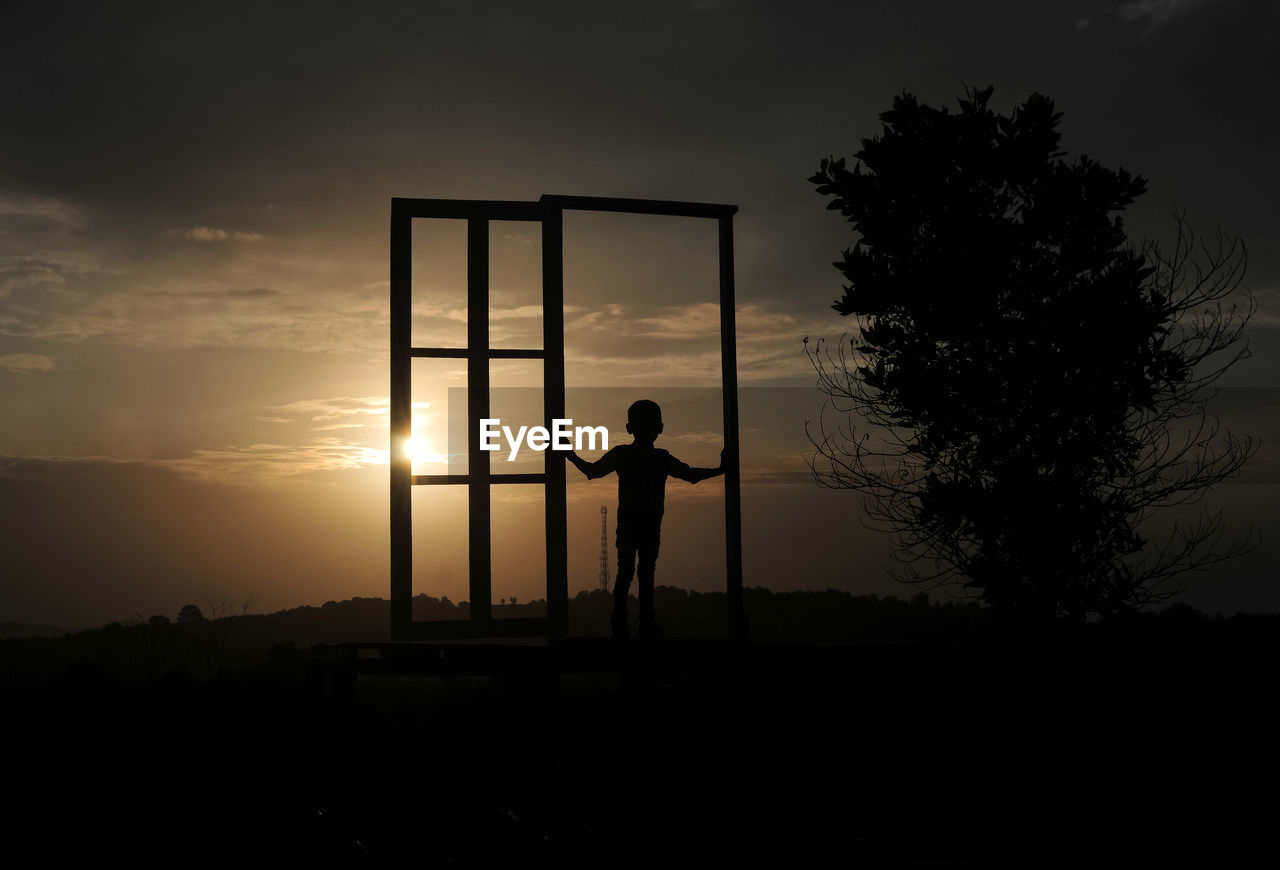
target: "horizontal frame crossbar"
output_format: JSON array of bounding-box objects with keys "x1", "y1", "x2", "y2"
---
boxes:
[
  {"x1": 413, "y1": 473, "x2": 546, "y2": 486},
  {"x1": 540, "y1": 194, "x2": 737, "y2": 219},
  {"x1": 404, "y1": 617, "x2": 551, "y2": 641},
  {"x1": 393, "y1": 195, "x2": 737, "y2": 221},
  {"x1": 412, "y1": 347, "x2": 544, "y2": 359},
  {"x1": 392, "y1": 198, "x2": 544, "y2": 221}
]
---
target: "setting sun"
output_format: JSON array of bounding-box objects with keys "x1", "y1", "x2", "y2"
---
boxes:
[{"x1": 405, "y1": 436, "x2": 445, "y2": 465}]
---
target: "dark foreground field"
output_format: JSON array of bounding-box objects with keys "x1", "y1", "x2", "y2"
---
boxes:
[{"x1": 4, "y1": 593, "x2": 1278, "y2": 867}]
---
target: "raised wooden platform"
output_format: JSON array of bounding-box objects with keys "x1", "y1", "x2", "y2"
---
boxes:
[{"x1": 304, "y1": 636, "x2": 1033, "y2": 707}]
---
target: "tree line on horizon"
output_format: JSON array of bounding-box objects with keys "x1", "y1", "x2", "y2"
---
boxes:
[{"x1": 5, "y1": 588, "x2": 1279, "y2": 689}]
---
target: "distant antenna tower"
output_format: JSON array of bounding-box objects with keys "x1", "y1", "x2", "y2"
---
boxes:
[{"x1": 599, "y1": 505, "x2": 609, "y2": 590}]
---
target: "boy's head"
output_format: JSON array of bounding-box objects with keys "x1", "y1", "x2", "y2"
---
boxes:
[{"x1": 625, "y1": 399, "x2": 663, "y2": 442}]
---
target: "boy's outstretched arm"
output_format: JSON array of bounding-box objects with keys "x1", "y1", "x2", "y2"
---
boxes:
[
  {"x1": 674, "y1": 447, "x2": 730, "y2": 484},
  {"x1": 566, "y1": 448, "x2": 614, "y2": 480}
]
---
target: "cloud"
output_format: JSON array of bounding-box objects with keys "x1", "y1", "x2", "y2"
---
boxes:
[
  {"x1": 0, "y1": 193, "x2": 104, "y2": 300},
  {"x1": 0, "y1": 200, "x2": 389, "y2": 353},
  {"x1": 223, "y1": 286, "x2": 281, "y2": 299},
  {"x1": 160, "y1": 438, "x2": 389, "y2": 485},
  {"x1": 14, "y1": 395, "x2": 398, "y2": 486},
  {"x1": 0, "y1": 430, "x2": 389, "y2": 487},
  {"x1": 1, "y1": 191, "x2": 831, "y2": 376},
  {"x1": 562, "y1": 301, "x2": 851, "y2": 384},
  {"x1": 1, "y1": 191, "x2": 835, "y2": 379},
  {"x1": 7, "y1": 279, "x2": 389, "y2": 354},
  {"x1": 739, "y1": 469, "x2": 819, "y2": 486},
  {"x1": 162, "y1": 287, "x2": 284, "y2": 300},
  {"x1": 313, "y1": 423, "x2": 367, "y2": 432},
  {"x1": 488, "y1": 304, "x2": 543, "y2": 322},
  {"x1": 1118, "y1": 0, "x2": 1218, "y2": 33},
  {"x1": 182, "y1": 226, "x2": 266, "y2": 242},
  {"x1": 0, "y1": 353, "x2": 55, "y2": 374},
  {"x1": 270, "y1": 395, "x2": 390, "y2": 424},
  {"x1": 1251, "y1": 287, "x2": 1280, "y2": 329},
  {"x1": 0, "y1": 194, "x2": 84, "y2": 224},
  {"x1": 143, "y1": 395, "x2": 398, "y2": 485},
  {"x1": 183, "y1": 226, "x2": 228, "y2": 242},
  {"x1": 668, "y1": 429, "x2": 724, "y2": 445}
]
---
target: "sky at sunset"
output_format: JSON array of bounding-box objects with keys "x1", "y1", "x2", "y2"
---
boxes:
[{"x1": 3, "y1": 0, "x2": 1278, "y2": 628}]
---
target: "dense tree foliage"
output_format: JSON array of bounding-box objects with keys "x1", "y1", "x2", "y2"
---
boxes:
[{"x1": 807, "y1": 87, "x2": 1255, "y2": 621}]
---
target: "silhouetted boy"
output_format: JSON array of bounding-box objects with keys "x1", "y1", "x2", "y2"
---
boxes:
[{"x1": 567, "y1": 399, "x2": 725, "y2": 639}]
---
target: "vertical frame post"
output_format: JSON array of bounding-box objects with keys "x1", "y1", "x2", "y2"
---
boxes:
[
  {"x1": 719, "y1": 214, "x2": 746, "y2": 640},
  {"x1": 389, "y1": 202, "x2": 412, "y2": 641},
  {"x1": 468, "y1": 219, "x2": 492, "y2": 622},
  {"x1": 542, "y1": 204, "x2": 569, "y2": 637}
]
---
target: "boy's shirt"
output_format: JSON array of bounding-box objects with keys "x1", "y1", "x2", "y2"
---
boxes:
[{"x1": 581, "y1": 443, "x2": 696, "y2": 532}]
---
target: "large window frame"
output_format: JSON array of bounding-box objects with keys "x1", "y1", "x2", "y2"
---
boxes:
[{"x1": 390, "y1": 195, "x2": 743, "y2": 641}]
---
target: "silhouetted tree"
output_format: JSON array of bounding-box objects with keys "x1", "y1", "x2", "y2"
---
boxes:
[
  {"x1": 177, "y1": 604, "x2": 205, "y2": 623},
  {"x1": 197, "y1": 592, "x2": 258, "y2": 676},
  {"x1": 806, "y1": 86, "x2": 1256, "y2": 621}
]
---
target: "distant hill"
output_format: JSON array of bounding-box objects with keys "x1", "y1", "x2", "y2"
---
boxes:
[
  {"x1": 213, "y1": 587, "x2": 994, "y2": 647},
  {"x1": 0, "y1": 622, "x2": 65, "y2": 639},
  {"x1": 4, "y1": 590, "x2": 1279, "y2": 687}
]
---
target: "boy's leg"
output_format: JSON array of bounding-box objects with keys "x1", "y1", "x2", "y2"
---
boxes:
[
  {"x1": 613, "y1": 534, "x2": 637, "y2": 635},
  {"x1": 635, "y1": 531, "x2": 661, "y2": 635}
]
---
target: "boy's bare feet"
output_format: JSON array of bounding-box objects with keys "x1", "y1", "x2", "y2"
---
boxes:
[
  {"x1": 635, "y1": 621, "x2": 666, "y2": 640},
  {"x1": 610, "y1": 614, "x2": 629, "y2": 640}
]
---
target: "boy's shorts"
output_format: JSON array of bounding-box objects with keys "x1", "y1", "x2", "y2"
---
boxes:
[{"x1": 617, "y1": 523, "x2": 660, "y2": 566}]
